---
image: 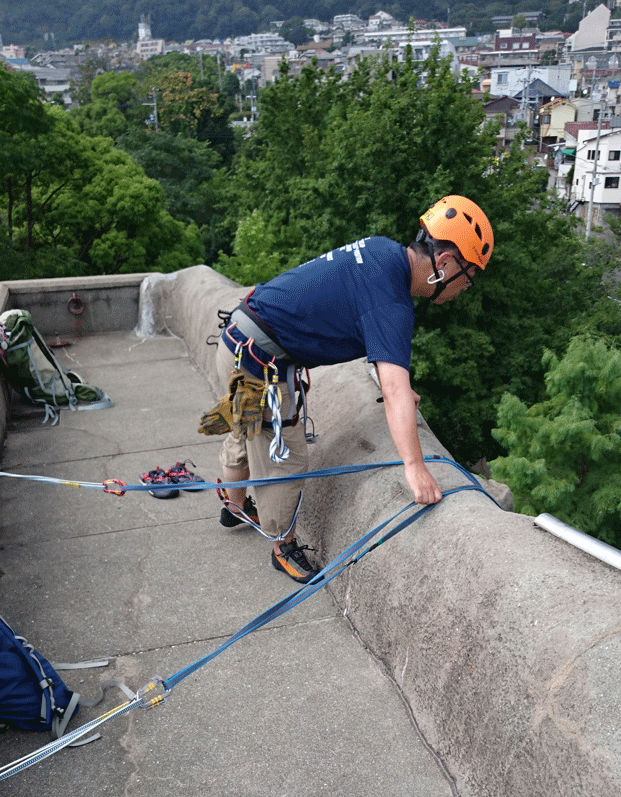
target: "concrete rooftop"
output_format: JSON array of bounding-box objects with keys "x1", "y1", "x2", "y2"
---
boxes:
[{"x1": 0, "y1": 330, "x2": 455, "y2": 797}]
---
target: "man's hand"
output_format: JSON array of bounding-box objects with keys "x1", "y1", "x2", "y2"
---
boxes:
[
  {"x1": 376, "y1": 361, "x2": 442, "y2": 505},
  {"x1": 404, "y1": 461, "x2": 442, "y2": 505}
]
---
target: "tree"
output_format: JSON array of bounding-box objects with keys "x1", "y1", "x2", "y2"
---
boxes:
[
  {"x1": 0, "y1": 68, "x2": 202, "y2": 278},
  {"x1": 115, "y1": 128, "x2": 226, "y2": 262},
  {"x1": 280, "y1": 16, "x2": 313, "y2": 46},
  {"x1": 490, "y1": 335, "x2": 621, "y2": 548}
]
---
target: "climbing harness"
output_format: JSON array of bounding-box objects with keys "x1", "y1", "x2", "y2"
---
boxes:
[{"x1": 200, "y1": 311, "x2": 314, "y2": 461}]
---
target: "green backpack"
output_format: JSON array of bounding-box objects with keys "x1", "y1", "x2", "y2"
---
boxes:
[{"x1": 0, "y1": 309, "x2": 113, "y2": 424}]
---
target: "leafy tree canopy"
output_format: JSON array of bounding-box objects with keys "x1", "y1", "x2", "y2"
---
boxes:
[
  {"x1": 490, "y1": 335, "x2": 621, "y2": 548},
  {"x1": 0, "y1": 68, "x2": 202, "y2": 278}
]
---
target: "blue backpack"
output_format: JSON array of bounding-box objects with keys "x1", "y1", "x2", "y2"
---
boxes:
[{"x1": 0, "y1": 615, "x2": 82, "y2": 737}]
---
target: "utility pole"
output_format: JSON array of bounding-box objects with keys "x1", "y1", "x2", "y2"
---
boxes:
[
  {"x1": 585, "y1": 96, "x2": 605, "y2": 239},
  {"x1": 143, "y1": 88, "x2": 159, "y2": 132}
]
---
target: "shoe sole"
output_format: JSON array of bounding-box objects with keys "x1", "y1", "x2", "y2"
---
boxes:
[
  {"x1": 219, "y1": 507, "x2": 260, "y2": 527},
  {"x1": 171, "y1": 480, "x2": 207, "y2": 491},
  {"x1": 271, "y1": 550, "x2": 319, "y2": 583}
]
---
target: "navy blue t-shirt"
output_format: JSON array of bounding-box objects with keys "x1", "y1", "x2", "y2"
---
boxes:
[{"x1": 227, "y1": 237, "x2": 414, "y2": 373}]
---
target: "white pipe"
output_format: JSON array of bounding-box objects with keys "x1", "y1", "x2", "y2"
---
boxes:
[{"x1": 534, "y1": 513, "x2": 621, "y2": 572}]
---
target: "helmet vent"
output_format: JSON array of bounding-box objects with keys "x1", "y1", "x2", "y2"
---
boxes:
[
  {"x1": 463, "y1": 212, "x2": 483, "y2": 240},
  {"x1": 482, "y1": 242, "x2": 490, "y2": 255},
  {"x1": 445, "y1": 208, "x2": 457, "y2": 219}
]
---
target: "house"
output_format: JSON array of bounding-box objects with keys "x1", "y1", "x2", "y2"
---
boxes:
[
  {"x1": 565, "y1": 125, "x2": 621, "y2": 224},
  {"x1": 566, "y1": 3, "x2": 610, "y2": 53},
  {"x1": 489, "y1": 64, "x2": 572, "y2": 98},
  {"x1": 513, "y1": 78, "x2": 564, "y2": 120},
  {"x1": 333, "y1": 14, "x2": 364, "y2": 30},
  {"x1": 483, "y1": 95, "x2": 521, "y2": 149},
  {"x1": 368, "y1": 11, "x2": 397, "y2": 31},
  {"x1": 537, "y1": 97, "x2": 576, "y2": 148}
]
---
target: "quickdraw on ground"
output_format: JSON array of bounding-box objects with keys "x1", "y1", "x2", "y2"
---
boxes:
[{"x1": 0, "y1": 457, "x2": 502, "y2": 781}]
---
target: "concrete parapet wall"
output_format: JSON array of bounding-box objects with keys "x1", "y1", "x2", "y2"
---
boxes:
[
  {"x1": 0, "y1": 273, "x2": 152, "y2": 448},
  {"x1": 142, "y1": 265, "x2": 621, "y2": 796},
  {"x1": 2, "y1": 273, "x2": 152, "y2": 337}
]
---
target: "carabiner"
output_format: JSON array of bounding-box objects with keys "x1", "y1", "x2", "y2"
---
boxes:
[{"x1": 103, "y1": 479, "x2": 126, "y2": 497}]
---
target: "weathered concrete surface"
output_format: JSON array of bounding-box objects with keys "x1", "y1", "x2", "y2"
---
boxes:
[
  {"x1": 2, "y1": 273, "x2": 150, "y2": 336},
  {"x1": 141, "y1": 265, "x2": 621, "y2": 797},
  {"x1": 0, "y1": 331, "x2": 454, "y2": 794}
]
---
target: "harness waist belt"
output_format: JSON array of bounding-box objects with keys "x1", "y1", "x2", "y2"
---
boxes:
[{"x1": 230, "y1": 306, "x2": 292, "y2": 363}]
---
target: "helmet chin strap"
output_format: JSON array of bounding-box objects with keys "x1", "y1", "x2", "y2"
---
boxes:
[
  {"x1": 415, "y1": 229, "x2": 446, "y2": 301},
  {"x1": 414, "y1": 229, "x2": 473, "y2": 302}
]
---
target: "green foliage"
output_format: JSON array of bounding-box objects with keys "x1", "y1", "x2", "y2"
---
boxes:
[
  {"x1": 0, "y1": 68, "x2": 202, "y2": 277},
  {"x1": 490, "y1": 336, "x2": 621, "y2": 548},
  {"x1": 218, "y1": 48, "x2": 497, "y2": 272},
  {"x1": 215, "y1": 209, "x2": 284, "y2": 284},
  {"x1": 115, "y1": 128, "x2": 226, "y2": 262},
  {"x1": 280, "y1": 17, "x2": 314, "y2": 46}
]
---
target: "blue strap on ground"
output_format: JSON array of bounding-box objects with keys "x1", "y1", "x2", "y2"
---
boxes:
[
  {"x1": 162, "y1": 470, "x2": 499, "y2": 693},
  {"x1": 0, "y1": 457, "x2": 501, "y2": 780}
]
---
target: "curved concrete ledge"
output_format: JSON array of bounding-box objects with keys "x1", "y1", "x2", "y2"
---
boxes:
[{"x1": 139, "y1": 265, "x2": 621, "y2": 797}]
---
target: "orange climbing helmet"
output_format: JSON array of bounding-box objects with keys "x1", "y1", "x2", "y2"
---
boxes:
[{"x1": 420, "y1": 195, "x2": 494, "y2": 269}]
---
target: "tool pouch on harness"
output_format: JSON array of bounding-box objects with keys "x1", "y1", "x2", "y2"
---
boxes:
[{"x1": 198, "y1": 369, "x2": 266, "y2": 440}]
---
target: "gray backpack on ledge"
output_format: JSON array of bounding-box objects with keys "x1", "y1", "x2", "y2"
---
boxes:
[{"x1": 0, "y1": 309, "x2": 113, "y2": 425}]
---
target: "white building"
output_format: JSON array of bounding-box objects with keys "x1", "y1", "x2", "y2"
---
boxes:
[
  {"x1": 333, "y1": 14, "x2": 364, "y2": 30},
  {"x1": 363, "y1": 26, "x2": 466, "y2": 45},
  {"x1": 234, "y1": 32, "x2": 291, "y2": 54},
  {"x1": 569, "y1": 126, "x2": 621, "y2": 224},
  {"x1": 490, "y1": 64, "x2": 572, "y2": 98},
  {"x1": 1, "y1": 44, "x2": 25, "y2": 59},
  {"x1": 566, "y1": 3, "x2": 610, "y2": 52},
  {"x1": 135, "y1": 15, "x2": 164, "y2": 60},
  {"x1": 136, "y1": 39, "x2": 165, "y2": 59},
  {"x1": 3, "y1": 61, "x2": 72, "y2": 105},
  {"x1": 368, "y1": 11, "x2": 397, "y2": 31}
]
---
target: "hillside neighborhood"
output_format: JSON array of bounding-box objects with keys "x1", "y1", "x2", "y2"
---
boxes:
[{"x1": 1, "y1": 3, "x2": 620, "y2": 229}]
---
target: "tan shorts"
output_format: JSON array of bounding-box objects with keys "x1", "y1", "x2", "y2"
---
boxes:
[{"x1": 215, "y1": 341, "x2": 309, "y2": 538}]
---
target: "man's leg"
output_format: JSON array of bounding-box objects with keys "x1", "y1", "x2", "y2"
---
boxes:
[
  {"x1": 221, "y1": 465, "x2": 249, "y2": 511},
  {"x1": 213, "y1": 340, "x2": 317, "y2": 582}
]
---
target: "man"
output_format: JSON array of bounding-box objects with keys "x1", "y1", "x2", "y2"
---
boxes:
[{"x1": 201, "y1": 196, "x2": 494, "y2": 583}]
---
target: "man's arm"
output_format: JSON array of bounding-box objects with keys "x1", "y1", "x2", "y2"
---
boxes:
[{"x1": 376, "y1": 361, "x2": 442, "y2": 505}]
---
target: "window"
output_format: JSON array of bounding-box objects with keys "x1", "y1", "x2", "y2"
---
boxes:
[
  {"x1": 497, "y1": 72, "x2": 508, "y2": 84},
  {"x1": 609, "y1": 150, "x2": 621, "y2": 160},
  {"x1": 587, "y1": 150, "x2": 596, "y2": 160},
  {"x1": 605, "y1": 176, "x2": 620, "y2": 188}
]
